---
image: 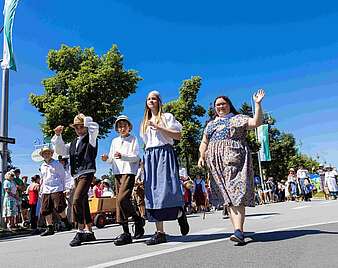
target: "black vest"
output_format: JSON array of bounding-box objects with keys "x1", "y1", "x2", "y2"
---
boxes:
[{"x1": 69, "y1": 133, "x2": 98, "y2": 177}]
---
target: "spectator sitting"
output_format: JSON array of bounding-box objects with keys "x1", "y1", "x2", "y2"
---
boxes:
[
  {"x1": 101, "y1": 179, "x2": 114, "y2": 197},
  {"x1": 93, "y1": 178, "x2": 102, "y2": 198}
]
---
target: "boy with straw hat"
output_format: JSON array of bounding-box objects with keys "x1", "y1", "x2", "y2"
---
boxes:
[
  {"x1": 52, "y1": 113, "x2": 99, "y2": 247},
  {"x1": 39, "y1": 145, "x2": 72, "y2": 236}
]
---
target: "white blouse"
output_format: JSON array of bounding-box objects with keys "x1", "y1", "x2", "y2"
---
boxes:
[{"x1": 140, "y1": 113, "x2": 182, "y2": 149}]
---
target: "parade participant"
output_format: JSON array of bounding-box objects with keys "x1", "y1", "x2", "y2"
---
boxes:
[
  {"x1": 52, "y1": 113, "x2": 99, "y2": 247},
  {"x1": 198, "y1": 89, "x2": 265, "y2": 244},
  {"x1": 27, "y1": 175, "x2": 40, "y2": 235},
  {"x1": 59, "y1": 156, "x2": 74, "y2": 223},
  {"x1": 192, "y1": 173, "x2": 208, "y2": 212},
  {"x1": 133, "y1": 161, "x2": 146, "y2": 218},
  {"x1": 102, "y1": 115, "x2": 145, "y2": 246},
  {"x1": 2, "y1": 170, "x2": 18, "y2": 230},
  {"x1": 183, "y1": 179, "x2": 193, "y2": 214},
  {"x1": 287, "y1": 168, "x2": 298, "y2": 200},
  {"x1": 297, "y1": 165, "x2": 309, "y2": 200},
  {"x1": 140, "y1": 90, "x2": 189, "y2": 246},
  {"x1": 324, "y1": 166, "x2": 338, "y2": 200},
  {"x1": 39, "y1": 146, "x2": 72, "y2": 236}
]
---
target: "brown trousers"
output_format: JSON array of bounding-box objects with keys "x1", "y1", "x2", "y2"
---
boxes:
[
  {"x1": 115, "y1": 174, "x2": 137, "y2": 224},
  {"x1": 72, "y1": 174, "x2": 93, "y2": 225}
]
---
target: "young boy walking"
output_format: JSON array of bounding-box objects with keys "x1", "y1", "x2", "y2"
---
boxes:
[
  {"x1": 52, "y1": 114, "x2": 99, "y2": 247},
  {"x1": 39, "y1": 146, "x2": 72, "y2": 236},
  {"x1": 102, "y1": 115, "x2": 145, "y2": 246}
]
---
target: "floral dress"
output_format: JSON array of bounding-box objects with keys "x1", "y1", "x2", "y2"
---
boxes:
[
  {"x1": 205, "y1": 114, "x2": 254, "y2": 207},
  {"x1": 2, "y1": 179, "x2": 18, "y2": 217}
]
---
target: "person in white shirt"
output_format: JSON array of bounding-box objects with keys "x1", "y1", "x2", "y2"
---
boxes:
[
  {"x1": 102, "y1": 115, "x2": 145, "y2": 246},
  {"x1": 140, "y1": 91, "x2": 189, "y2": 246},
  {"x1": 297, "y1": 165, "x2": 309, "y2": 199},
  {"x1": 324, "y1": 166, "x2": 338, "y2": 199},
  {"x1": 39, "y1": 146, "x2": 72, "y2": 236},
  {"x1": 52, "y1": 113, "x2": 99, "y2": 247}
]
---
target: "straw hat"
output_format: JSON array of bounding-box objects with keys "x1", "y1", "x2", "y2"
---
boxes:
[
  {"x1": 39, "y1": 145, "x2": 54, "y2": 156},
  {"x1": 183, "y1": 179, "x2": 194, "y2": 190},
  {"x1": 70, "y1": 113, "x2": 86, "y2": 128},
  {"x1": 5, "y1": 170, "x2": 15, "y2": 180},
  {"x1": 115, "y1": 115, "x2": 133, "y2": 131}
]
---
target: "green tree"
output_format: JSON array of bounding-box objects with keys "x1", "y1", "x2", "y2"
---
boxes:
[
  {"x1": 29, "y1": 44, "x2": 142, "y2": 141},
  {"x1": 163, "y1": 76, "x2": 206, "y2": 174}
]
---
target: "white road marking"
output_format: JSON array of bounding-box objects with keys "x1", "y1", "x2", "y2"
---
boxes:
[
  {"x1": 292, "y1": 206, "x2": 310, "y2": 210},
  {"x1": 247, "y1": 215, "x2": 273, "y2": 220},
  {"x1": 87, "y1": 220, "x2": 338, "y2": 268}
]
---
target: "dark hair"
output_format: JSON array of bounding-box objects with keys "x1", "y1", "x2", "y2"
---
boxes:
[
  {"x1": 213, "y1": 96, "x2": 239, "y2": 117},
  {"x1": 31, "y1": 174, "x2": 40, "y2": 182}
]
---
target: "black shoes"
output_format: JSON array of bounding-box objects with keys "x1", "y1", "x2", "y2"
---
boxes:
[
  {"x1": 114, "y1": 232, "x2": 133, "y2": 246},
  {"x1": 84, "y1": 232, "x2": 97, "y2": 242},
  {"x1": 69, "y1": 231, "x2": 96, "y2": 247},
  {"x1": 69, "y1": 232, "x2": 85, "y2": 247},
  {"x1": 178, "y1": 211, "x2": 190, "y2": 236},
  {"x1": 133, "y1": 218, "x2": 145, "y2": 239},
  {"x1": 146, "y1": 232, "x2": 167, "y2": 246},
  {"x1": 40, "y1": 225, "x2": 55, "y2": 236}
]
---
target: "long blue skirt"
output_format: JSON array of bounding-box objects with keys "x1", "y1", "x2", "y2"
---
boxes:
[{"x1": 143, "y1": 144, "x2": 184, "y2": 222}]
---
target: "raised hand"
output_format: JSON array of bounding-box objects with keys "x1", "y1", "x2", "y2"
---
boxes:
[
  {"x1": 54, "y1": 125, "x2": 64, "y2": 136},
  {"x1": 253, "y1": 89, "x2": 265, "y2": 104},
  {"x1": 101, "y1": 154, "x2": 108, "y2": 161}
]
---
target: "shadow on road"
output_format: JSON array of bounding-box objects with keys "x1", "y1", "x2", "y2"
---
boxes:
[
  {"x1": 246, "y1": 212, "x2": 280, "y2": 217},
  {"x1": 244, "y1": 229, "x2": 338, "y2": 245},
  {"x1": 168, "y1": 232, "x2": 230, "y2": 243}
]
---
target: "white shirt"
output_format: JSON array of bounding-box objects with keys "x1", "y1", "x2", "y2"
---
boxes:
[
  {"x1": 51, "y1": 116, "x2": 99, "y2": 157},
  {"x1": 325, "y1": 170, "x2": 338, "y2": 192},
  {"x1": 40, "y1": 159, "x2": 66, "y2": 194},
  {"x1": 297, "y1": 169, "x2": 309, "y2": 179},
  {"x1": 140, "y1": 113, "x2": 182, "y2": 149},
  {"x1": 106, "y1": 134, "x2": 140, "y2": 175}
]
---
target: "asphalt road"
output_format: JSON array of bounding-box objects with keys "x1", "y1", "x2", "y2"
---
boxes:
[{"x1": 1, "y1": 199, "x2": 338, "y2": 268}]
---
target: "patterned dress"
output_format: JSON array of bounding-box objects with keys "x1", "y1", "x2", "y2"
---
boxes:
[
  {"x1": 2, "y1": 179, "x2": 18, "y2": 217},
  {"x1": 205, "y1": 114, "x2": 254, "y2": 207}
]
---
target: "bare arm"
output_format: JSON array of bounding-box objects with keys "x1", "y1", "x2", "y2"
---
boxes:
[
  {"x1": 198, "y1": 134, "x2": 209, "y2": 167},
  {"x1": 248, "y1": 89, "x2": 265, "y2": 129}
]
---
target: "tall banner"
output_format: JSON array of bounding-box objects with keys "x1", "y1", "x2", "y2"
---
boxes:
[
  {"x1": 257, "y1": 124, "x2": 271, "y2": 161},
  {"x1": 1, "y1": 0, "x2": 19, "y2": 71}
]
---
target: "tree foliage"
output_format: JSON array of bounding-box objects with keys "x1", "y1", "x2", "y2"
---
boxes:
[
  {"x1": 29, "y1": 44, "x2": 142, "y2": 141},
  {"x1": 163, "y1": 76, "x2": 206, "y2": 173}
]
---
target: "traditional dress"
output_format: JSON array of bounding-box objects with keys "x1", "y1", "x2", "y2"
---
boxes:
[
  {"x1": 2, "y1": 179, "x2": 18, "y2": 217},
  {"x1": 140, "y1": 113, "x2": 184, "y2": 221},
  {"x1": 205, "y1": 113, "x2": 254, "y2": 207}
]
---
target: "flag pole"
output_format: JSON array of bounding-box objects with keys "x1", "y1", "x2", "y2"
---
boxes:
[{"x1": 0, "y1": 68, "x2": 9, "y2": 223}]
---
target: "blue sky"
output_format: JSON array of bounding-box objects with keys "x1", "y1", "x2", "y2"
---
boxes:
[{"x1": 5, "y1": 0, "x2": 338, "y2": 178}]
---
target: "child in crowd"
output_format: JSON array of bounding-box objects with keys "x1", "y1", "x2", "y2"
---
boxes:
[
  {"x1": 39, "y1": 146, "x2": 72, "y2": 236},
  {"x1": 102, "y1": 115, "x2": 145, "y2": 246}
]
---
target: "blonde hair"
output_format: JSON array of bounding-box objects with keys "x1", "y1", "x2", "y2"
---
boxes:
[
  {"x1": 141, "y1": 91, "x2": 165, "y2": 135},
  {"x1": 5, "y1": 171, "x2": 15, "y2": 180}
]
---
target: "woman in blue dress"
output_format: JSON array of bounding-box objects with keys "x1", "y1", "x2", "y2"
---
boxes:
[
  {"x1": 198, "y1": 89, "x2": 265, "y2": 244},
  {"x1": 140, "y1": 90, "x2": 190, "y2": 245}
]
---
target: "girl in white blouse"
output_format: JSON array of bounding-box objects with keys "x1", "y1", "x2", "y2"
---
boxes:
[{"x1": 140, "y1": 90, "x2": 189, "y2": 246}]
